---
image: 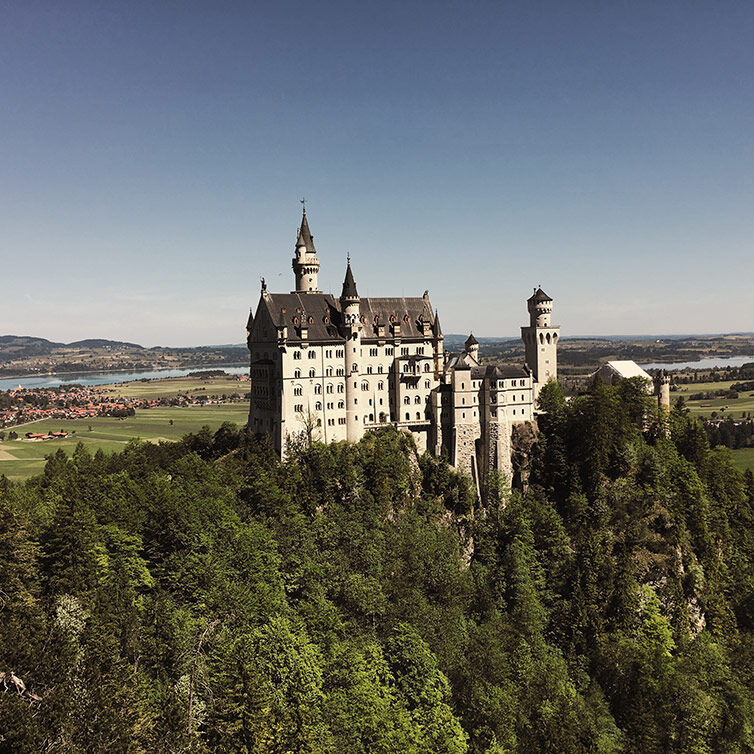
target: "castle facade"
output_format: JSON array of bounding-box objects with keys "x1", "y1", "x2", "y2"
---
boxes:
[{"x1": 247, "y1": 210, "x2": 559, "y2": 483}]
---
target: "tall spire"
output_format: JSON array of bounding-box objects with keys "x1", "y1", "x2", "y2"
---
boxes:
[
  {"x1": 296, "y1": 208, "x2": 316, "y2": 252},
  {"x1": 341, "y1": 258, "x2": 359, "y2": 300}
]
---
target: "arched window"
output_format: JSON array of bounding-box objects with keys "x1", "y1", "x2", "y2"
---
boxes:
[
  {"x1": 546, "y1": 332, "x2": 551, "y2": 344},
  {"x1": 366, "y1": 366, "x2": 373, "y2": 374},
  {"x1": 308, "y1": 350, "x2": 316, "y2": 359},
  {"x1": 326, "y1": 367, "x2": 333, "y2": 376},
  {"x1": 326, "y1": 384, "x2": 333, "y2": 394},
  {"x1": 369, "y1": 414, "x2": 374, "y2": 422},
  {"x1": 338, "y1": 400, "x2": 345, "y2": 409},
  {"x1": 293, "y1": 351, "x2": 301, "y2": 360},
  {"x1": 539, "y1": 333, "x2": 544, "y2": 344},
  {"x1": 337, "y1": 384, "x2": 344, "y2": 393},
  {"x1": 416, "y1": 411, "x2": 421, "y2": 419},
  {"x1": 352, "y1": 364, "x2": 358, "y2": 373},
  {"x1": 314, "y1": 384, "x2": 322, "y2": 394},
  {"x1": 403, "y1": 396, "x2": 410, "y2": 405},
  {"x1": 377, "y1": 365, "x2": 383, "y2": 373},
  {"x1": 309, "y1": 368, "x2": 315, "y2": 378},
  {"x1": 405, "y1": 412, "x2": 410, "y2": 421},
  {"x1": 425, "y1": 380, "x2": 430, "y2": 389},
  {"x1": 293, "y1": 386, "x2": 302, "y2": 396},
  {"x1": 378, "y1": 381, "x2": 384, "y2": 391},
  {"x1": 414, "y1": 395, "x2": 421, "y2": 404},
  {"x1": 424, "y1": 362, "x2": 430, "y2": 372},
  {"x1": 361, "y1": 382, "x2": 369, "y2": 391},
  {"x1": 315, "y1": 401, "x2": 322, "y2": 411},
  {"x1": 294, "y1": 369, "x2": 301, "y2": 378}
]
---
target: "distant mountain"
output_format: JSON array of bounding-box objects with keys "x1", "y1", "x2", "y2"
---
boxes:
[{"x1": 69, "y1": 338, "x2": 144, "y2": 349}]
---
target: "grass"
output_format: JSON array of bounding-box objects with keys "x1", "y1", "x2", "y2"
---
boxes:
[
  {"x1": 99, "y1": 374, "x2": 249, "y2": 400},
  {"x1": 670, "y1": 381, "x2": 754, "y2": 472},
  {"x1": 0, "y1": 403, "x2": 249, "y2": 482},
  {"x1": 671, "y1": 380, "x2": 754, "y2": 419}
]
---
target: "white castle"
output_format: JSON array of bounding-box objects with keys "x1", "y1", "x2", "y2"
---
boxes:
[{"x1": 247, "y1": 209, "x2": 559, "y2": 484}]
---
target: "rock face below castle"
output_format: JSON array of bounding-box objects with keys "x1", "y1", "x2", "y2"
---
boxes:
[{"x1": 247, "y1": 210, "x2": 560, "y2": 485}]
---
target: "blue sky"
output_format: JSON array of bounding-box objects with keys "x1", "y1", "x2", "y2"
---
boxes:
[{"x1": 2, "y1": 1, "x2": 753, "y2": 345}]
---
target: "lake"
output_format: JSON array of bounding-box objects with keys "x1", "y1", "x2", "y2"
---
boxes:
[
  {"x1": 640, "y1": 356, "x2": 754, "y2": 371},
  {"x1": 0, "y1": 365, "x2": 248, "y2": 391}
]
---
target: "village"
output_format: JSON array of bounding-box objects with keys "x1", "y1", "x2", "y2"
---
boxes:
[{"x1": 0, "y1": 382, "x2": 239, "y2": 436}]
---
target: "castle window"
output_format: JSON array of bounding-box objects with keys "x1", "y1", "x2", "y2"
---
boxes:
[
  {"x1": 367, "y1": 366, "x2": 373, "y2": 374},
  {"x1": 339, "y1": 417, "x2": 346, "y2": 424},
  {"x1": 326, "y1": 367, "x2": 333, "y2": 376},
  {"x1": 361, "y1": 382, "x2": 369, "y2": 391},
  {"x1": 337, "y1": 384, "x2": 344, "y2": 393},
  {"x1": 369, "y1": 399, "x2": 372, "y2": 406},
  {"x1": 293, "y1": 351, "x2": 301, "y2": 360},
  {"x1": 293, "y1": 387, "x2": 302, "y2": 397},
  {"x1": 369, "y1": 414, "x2": 374, "y2": 422},
  {"x1": 336, "y1": 349, "x2": 344, "y2": 357},
  {"x1": 491, "y1": 409, "x2": 497, "y2": 417},
  {"x1": 294, "y1": 369, "x2": 301, "y2": 378},
  {"x1": 309, "y1": 369, "x2": 315, "y2": 378},
  {"x1": 386, "y1": 347, "x2": 393, "y2": 355},
  {"x1": 405, "y1": 412, "x2": 410, "y2": 421},
  {"x1": 414, "y1": 396, "x2": 421, "y2": 404},
  {"x1": 327, "y1": 402, "x2": 333, "y2": 409},
  {"x1": 336, "y1": 368, "x2": 344, "y2": 376},
  {"x1": 352, "y1": 364, "x2": 358, "y2": 373},
  {"x1": 512, "y1": 394, "x2": 516, "y2": 401},
  {"x1": 370, "y1": 348, "x2": 378, "y2": 356},
  {"x1": 404, "y1": 396, "x2": 410, "y2": 405},
  {"x1": 315, "y1": 401, "x2": 322, "y2": 411},
  {"x1": 378, "y1": 365, "x2": 383, "y2": 373},
  {"x1": 425, "y1": 380, "x2": 430, "y2": 389},
  {"x1": 326, "y1": 384, "x2": 333, "y2": 393},
  {"x1": 294, "y1": 404, "x2": 304, "y2": 413},
  {"x1": 462, "y1": 412, "x2": 465, "y2": 419},
  {"x1": 521, "y1": 394, "x2": 525, "y2": 401},
  {"x1": 314, "y1": 384, "x2": 322, "y2": 394},
  {"x1": 424, "y1": 363, "x2": 430, "y2": 372},
  {"x1": 378, "y1": 381, "x2": 384, "y2": 391},
  {"x1": 308, "y1": 350, "x2": 316, "y2": 359},
  {"x1": 401, "y1": 347, "x2": 409, "y2": 355},
  {"x1": 338, "y1": 400, "x2": 345, "y2": 408},
  {"x1": 326, "y1": 349, "x2": 332, "y2": 358}
]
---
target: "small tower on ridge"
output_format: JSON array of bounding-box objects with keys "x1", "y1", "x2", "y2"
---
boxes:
[
  {"x1": 292, "y1": 206, "x2": 321, "y2": 293},
  {"x1": 521, "y1": 287, "x2": 560, "y2": 400},
  {"x1": 340, "y1": 257, "x2": 363, "y2": 443}
]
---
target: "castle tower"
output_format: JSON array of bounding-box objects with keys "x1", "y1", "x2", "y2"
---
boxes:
[
  {"x1": 340, "y1": 258, "x2": 363, "y2": 443},
  {"x1": 655, "y1": 370, "x2": 671, "y2": 411},
  {"x1": 521, "y1": 287, "x2": 560, "y2": 400},
  {"x1": 465, "y1": 333, "x2": 479, "y2": 363},
  {"x1": 433, "y1": 310, "x2": 444, "y2": 376},
  {"x1": 292, "y1": 208, "x2": 321, "y2": 293}
]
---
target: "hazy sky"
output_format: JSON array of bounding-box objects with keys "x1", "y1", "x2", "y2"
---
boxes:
[{"x1": 2, "y1": 1, "x2": 753, "y2": 345}]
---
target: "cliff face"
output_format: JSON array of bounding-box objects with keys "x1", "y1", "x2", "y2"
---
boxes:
[{"x1": 511, "y1": 420, "x2": 538, "y2": 491}]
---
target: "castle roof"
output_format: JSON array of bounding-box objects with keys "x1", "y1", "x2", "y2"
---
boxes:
[
  {"x1": 341, "y1": 261, "x2": 359, "y2": 300},
  {"x1": 603, "y1": 360, "x2": 651, "y2": 381},
  {"x1": 528, "y1": 287, "x2": 551, "y2": 303},
  {"x1": 296, "y1": 211, "x2": 316, "y2": 252},
  {"x1": 465, "y1": 333, "x2": 478, "y2": 348},
  {"x1": 471, "y1": 364, "x2": 530, "y2": 380},
  {"x1": 253, "y1": 292, "x2": 439, "y2": 344}
]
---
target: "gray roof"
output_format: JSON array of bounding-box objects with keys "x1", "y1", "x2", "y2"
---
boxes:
[
  {"x1": 465, "y1": 333, "x2": 478, "y2": 348},
  {"x1": 341, "y1": 262, "x2": 359, "y2": 300},
  {"x1": 528, "y1": 287, "x2": 552, "y2": 303},
  {"x1": 296, "y1": 212, "x2": 316, "y2": 252},
  {"x1": 471, "y1": 364, "x2": 530, "y2": 380},
  {"x1": 254, "y1": 292, "x2": 438, "y2": 344}
]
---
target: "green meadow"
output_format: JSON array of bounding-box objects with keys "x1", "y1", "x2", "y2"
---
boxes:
[
  {"x1": 671, "y1": 380, "x2": 754, "y2": 472},
  {"x1": 100, "y1": 373, "x2": 249, "y2": 399},
  {"x1": 0, "y1": 403, "x2": 248, "y2": 481}
]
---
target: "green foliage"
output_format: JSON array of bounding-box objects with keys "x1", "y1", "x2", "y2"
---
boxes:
[{"x1": 2, "y1": 387, "x2": 754, "y2": 752}]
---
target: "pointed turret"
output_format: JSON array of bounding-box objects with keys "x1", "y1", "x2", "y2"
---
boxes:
[
  {"x1": 292, "y1": 207, "x2": 321, "y2": 293},
  {"x1": 341, "y1": 258, "x2": 359, "y2": 301},
  {"x1": 433, "y1": 310, "x2": 442, "y2": 336},
  {"x1": 296, "y1": 210, "x2": 316, "y2": 253}
]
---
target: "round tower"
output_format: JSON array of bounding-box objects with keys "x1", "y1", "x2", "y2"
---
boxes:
[
  {"x1": 465, "y1": 333, "x2": 479, "y2": 363},
  {"x1": 340, "y1": 258, "x2": 363, "y2": 443},
  {"x1": 521, "y1": 287, "x2": 560, "y2": 400},
  {"x1": 292, "y1": 208, "x2": 321, "y2": 293},
  {"x1": 655, "y1": 370, "x2": 671, "y2": 411}
]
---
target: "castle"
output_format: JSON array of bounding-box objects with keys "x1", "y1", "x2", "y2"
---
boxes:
[{"x1": 246, "y1": 209, "x2": 559, "y2": 484}]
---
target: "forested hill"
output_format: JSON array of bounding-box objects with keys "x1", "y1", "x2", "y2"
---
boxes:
[{"x1": 2, "y1": 380, "x2": 754, "y2": 752}]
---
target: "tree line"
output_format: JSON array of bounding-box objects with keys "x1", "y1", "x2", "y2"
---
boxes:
[{"x1": 1, "y1": 377, "x2": 754, "y2": 752}]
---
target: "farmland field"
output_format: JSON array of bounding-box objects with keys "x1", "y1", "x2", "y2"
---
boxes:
[
  {"x1": 0, "y1": 403, "x2": 248, "y2": 481},
  {"x1": 99, "y1": 373, "x2": 249, "y2": 399},
  {"x1": 670, "y1": 380, "x2": 754, "y2": 472}
]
